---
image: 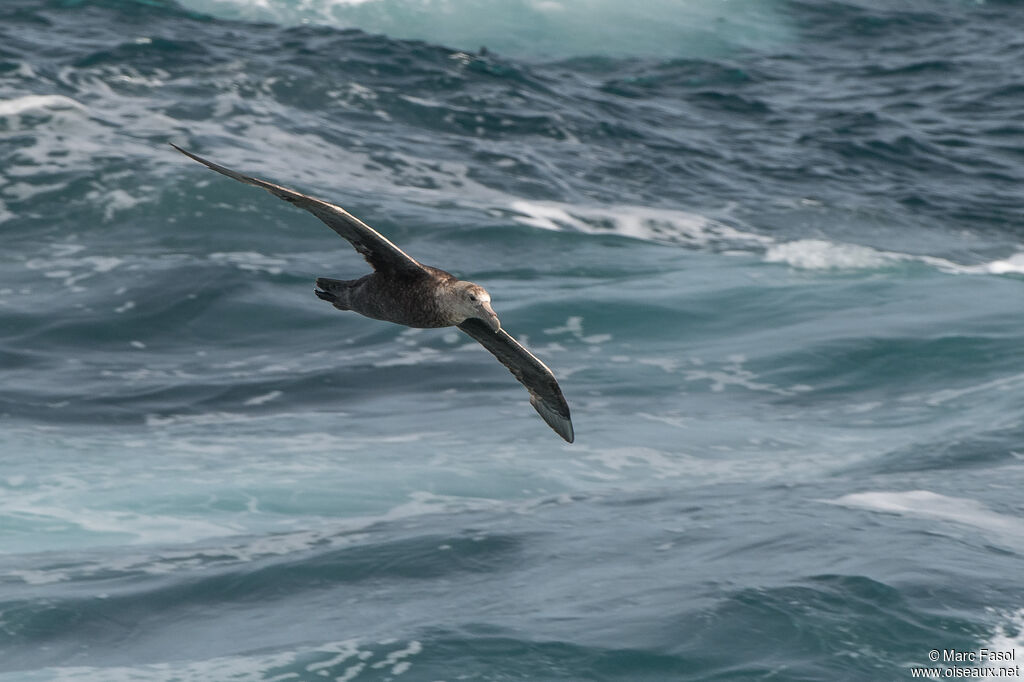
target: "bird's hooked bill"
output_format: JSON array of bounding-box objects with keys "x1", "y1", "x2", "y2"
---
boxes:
[{"x1": 480, "y1": 301, "x2": 501, "y2": 332}]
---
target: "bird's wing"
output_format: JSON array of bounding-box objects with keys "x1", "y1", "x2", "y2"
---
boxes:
[
  {"x1": 457, "y1": 317, "x2": 574, "y2": 443},
  {"x1": 172, "y1": 144, "x2": 426, "y2": 275}
]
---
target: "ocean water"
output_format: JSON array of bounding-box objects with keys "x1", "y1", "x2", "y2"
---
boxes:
[{"x1": 3, "y1": 0, "x2": 1024, "y2": 679}]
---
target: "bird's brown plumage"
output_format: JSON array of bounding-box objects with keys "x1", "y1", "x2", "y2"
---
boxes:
[{"x1": 173, "y1": 144, "x2": 574, "y2": 442}]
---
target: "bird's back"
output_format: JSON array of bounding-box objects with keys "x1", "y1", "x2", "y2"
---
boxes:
[{"x1": 349, "y1": 268, "x2": 457, "y2": 328}]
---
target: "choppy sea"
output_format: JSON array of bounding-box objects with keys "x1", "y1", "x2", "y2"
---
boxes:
[{"x1": 3, "y1": 0, "x2": 1024, "y2": 679}]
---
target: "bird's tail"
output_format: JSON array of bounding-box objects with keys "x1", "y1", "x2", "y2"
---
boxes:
[{"x1": 314, "y1": 277, "x2": 353, "y2": 311}]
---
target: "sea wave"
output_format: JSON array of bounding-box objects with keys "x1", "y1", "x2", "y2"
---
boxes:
[
  {"x1": 764, "y1": 239, "x2": 1024, "y2": 275},
  {"x1": 173, "y1": 0, "x2": 794, "y2": 59},
  {"x1": 5, "y1": 1, "x2": 1024, "y2": 679}
]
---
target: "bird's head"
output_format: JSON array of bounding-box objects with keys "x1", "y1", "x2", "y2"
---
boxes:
[{"x1": 451, "y1": 280, "x2": 500, "y2": 331}]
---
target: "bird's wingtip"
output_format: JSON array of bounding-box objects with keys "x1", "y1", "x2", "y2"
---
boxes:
[
  {"x1": 170, "y1": 143, "x2": 201, "y2": 162},
  {"x1": 531, "y1": 396, "x2": 574, "y2": 443},
  {"x1": 561, "y1": 421, "x2": 575, "y2": 444}
]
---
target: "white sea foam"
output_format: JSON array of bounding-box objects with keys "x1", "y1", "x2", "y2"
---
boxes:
[
  {"x1": 510, "y1": 201, "x2": 1024, "y2": 280},
  {"x1": 0, "y1": 488, "x2": 508, "y2": 587},
  {"x1": 571, "y1": 438, "x2": 826, "y2": 486},
  {"x1": 543, "y1": 315, "x2": 611, "y2": 344},
  {"x1": 144, "y1": 411, "x2": 270, "y2": 427},
  {"x1": 607, "y1": 351, "x2": 806, "y2": 396},
  {"x1": 636, "y1": 357, "x2": 683, "y2": 373},
  {"x1": 173, "y1": 0, "x2": 793, "y2": 59},
  {"x1": 0, "y1": 502, "x2": 242, "y2": 549},
  {"x1": 763, "y1": 237, "x2": 1024, "y2": 276},
  {"x1": 2, "y1": 84, "x2": 178, "y2": 185},
  {"x1": 5, "y1": 569, "x2": 71, "y2": 585},
  {"x1": 763, "y1": 238, "x2": 961, "y2": 272},
  {"x1": 953, "y1": 252, "x2": 1024, "y2": 276},
  {"x1": 0, "y1": 638, "x2": 423, "y2": 682},
  {"x1": 764, "y1": 239, "x2": 900, "y2": 270},
  {"x1": 1, "y1": 181, "x2": 67, "y2": 201},
  {"x1": 372, "y1": 346, "x2": 451, "y2": 367},
  {"x1": 0, "y1": 94, "x2": 85, "y2": 118},
  {"x1": 828, "y1": 490, "x2": 1024, "y2": 547},
  {"x1": 305, "y1": 639, "x2": 362, "y2": 672},
  {"x1": 243, "y1": 390, "x2": 283, "y2": 406},
  {"x1": 684, "y1": 354, "x2": 810, "y2": 396},
  {"x1": 24, "y1": 247, "x2": 124, "y2": 288},
  {"x1": 924, "y1": 371, "x2": 1024, "y2": 407},
  {"x1": 982, "y1": 608, "x2": 1024, "y2": 671},
  {"x1": 511, "y1": 200, "x2": 772, "y2": 248},
  {"x1": 369, "y1": 640, "x2": 422, "y2": 674},
  {"x1": 209, "y1": 251, "x2": 288, "y2": 275},
  {"x1": 582, "y1": 446, "x2": 690, "y2": 480},
  {"x1": 86, "y1": 187, "x2": 149, "y2": 221},
  {"x1": 1, "y1": 525, "x2": 366, "y2": 585}
]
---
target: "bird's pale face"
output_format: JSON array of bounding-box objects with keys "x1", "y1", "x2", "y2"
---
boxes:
[{"x1": 452, "y1": 281, "x2": 500, "y2": 331}]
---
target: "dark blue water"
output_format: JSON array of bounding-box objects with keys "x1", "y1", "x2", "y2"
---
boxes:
[{"x1": 2, "y1": 0, "x2": 1024, "y2": 679}]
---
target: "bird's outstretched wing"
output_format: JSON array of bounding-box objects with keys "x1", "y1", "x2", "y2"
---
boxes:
[
  {"x1": 457, "y1": 317, "x2": 574, "y2": 443},
  {"x1": 171, "y1": 144, "x2": 425, "y2": 275}
]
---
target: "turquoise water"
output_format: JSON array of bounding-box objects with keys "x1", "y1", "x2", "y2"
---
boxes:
[{"x1": 2, "y1": 0, "x2": 1024, "y2": 679}]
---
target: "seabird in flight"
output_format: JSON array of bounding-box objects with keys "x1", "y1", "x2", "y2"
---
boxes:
[{"x1": 172, "y1": 144, "x2": 574, "y2": 443}]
